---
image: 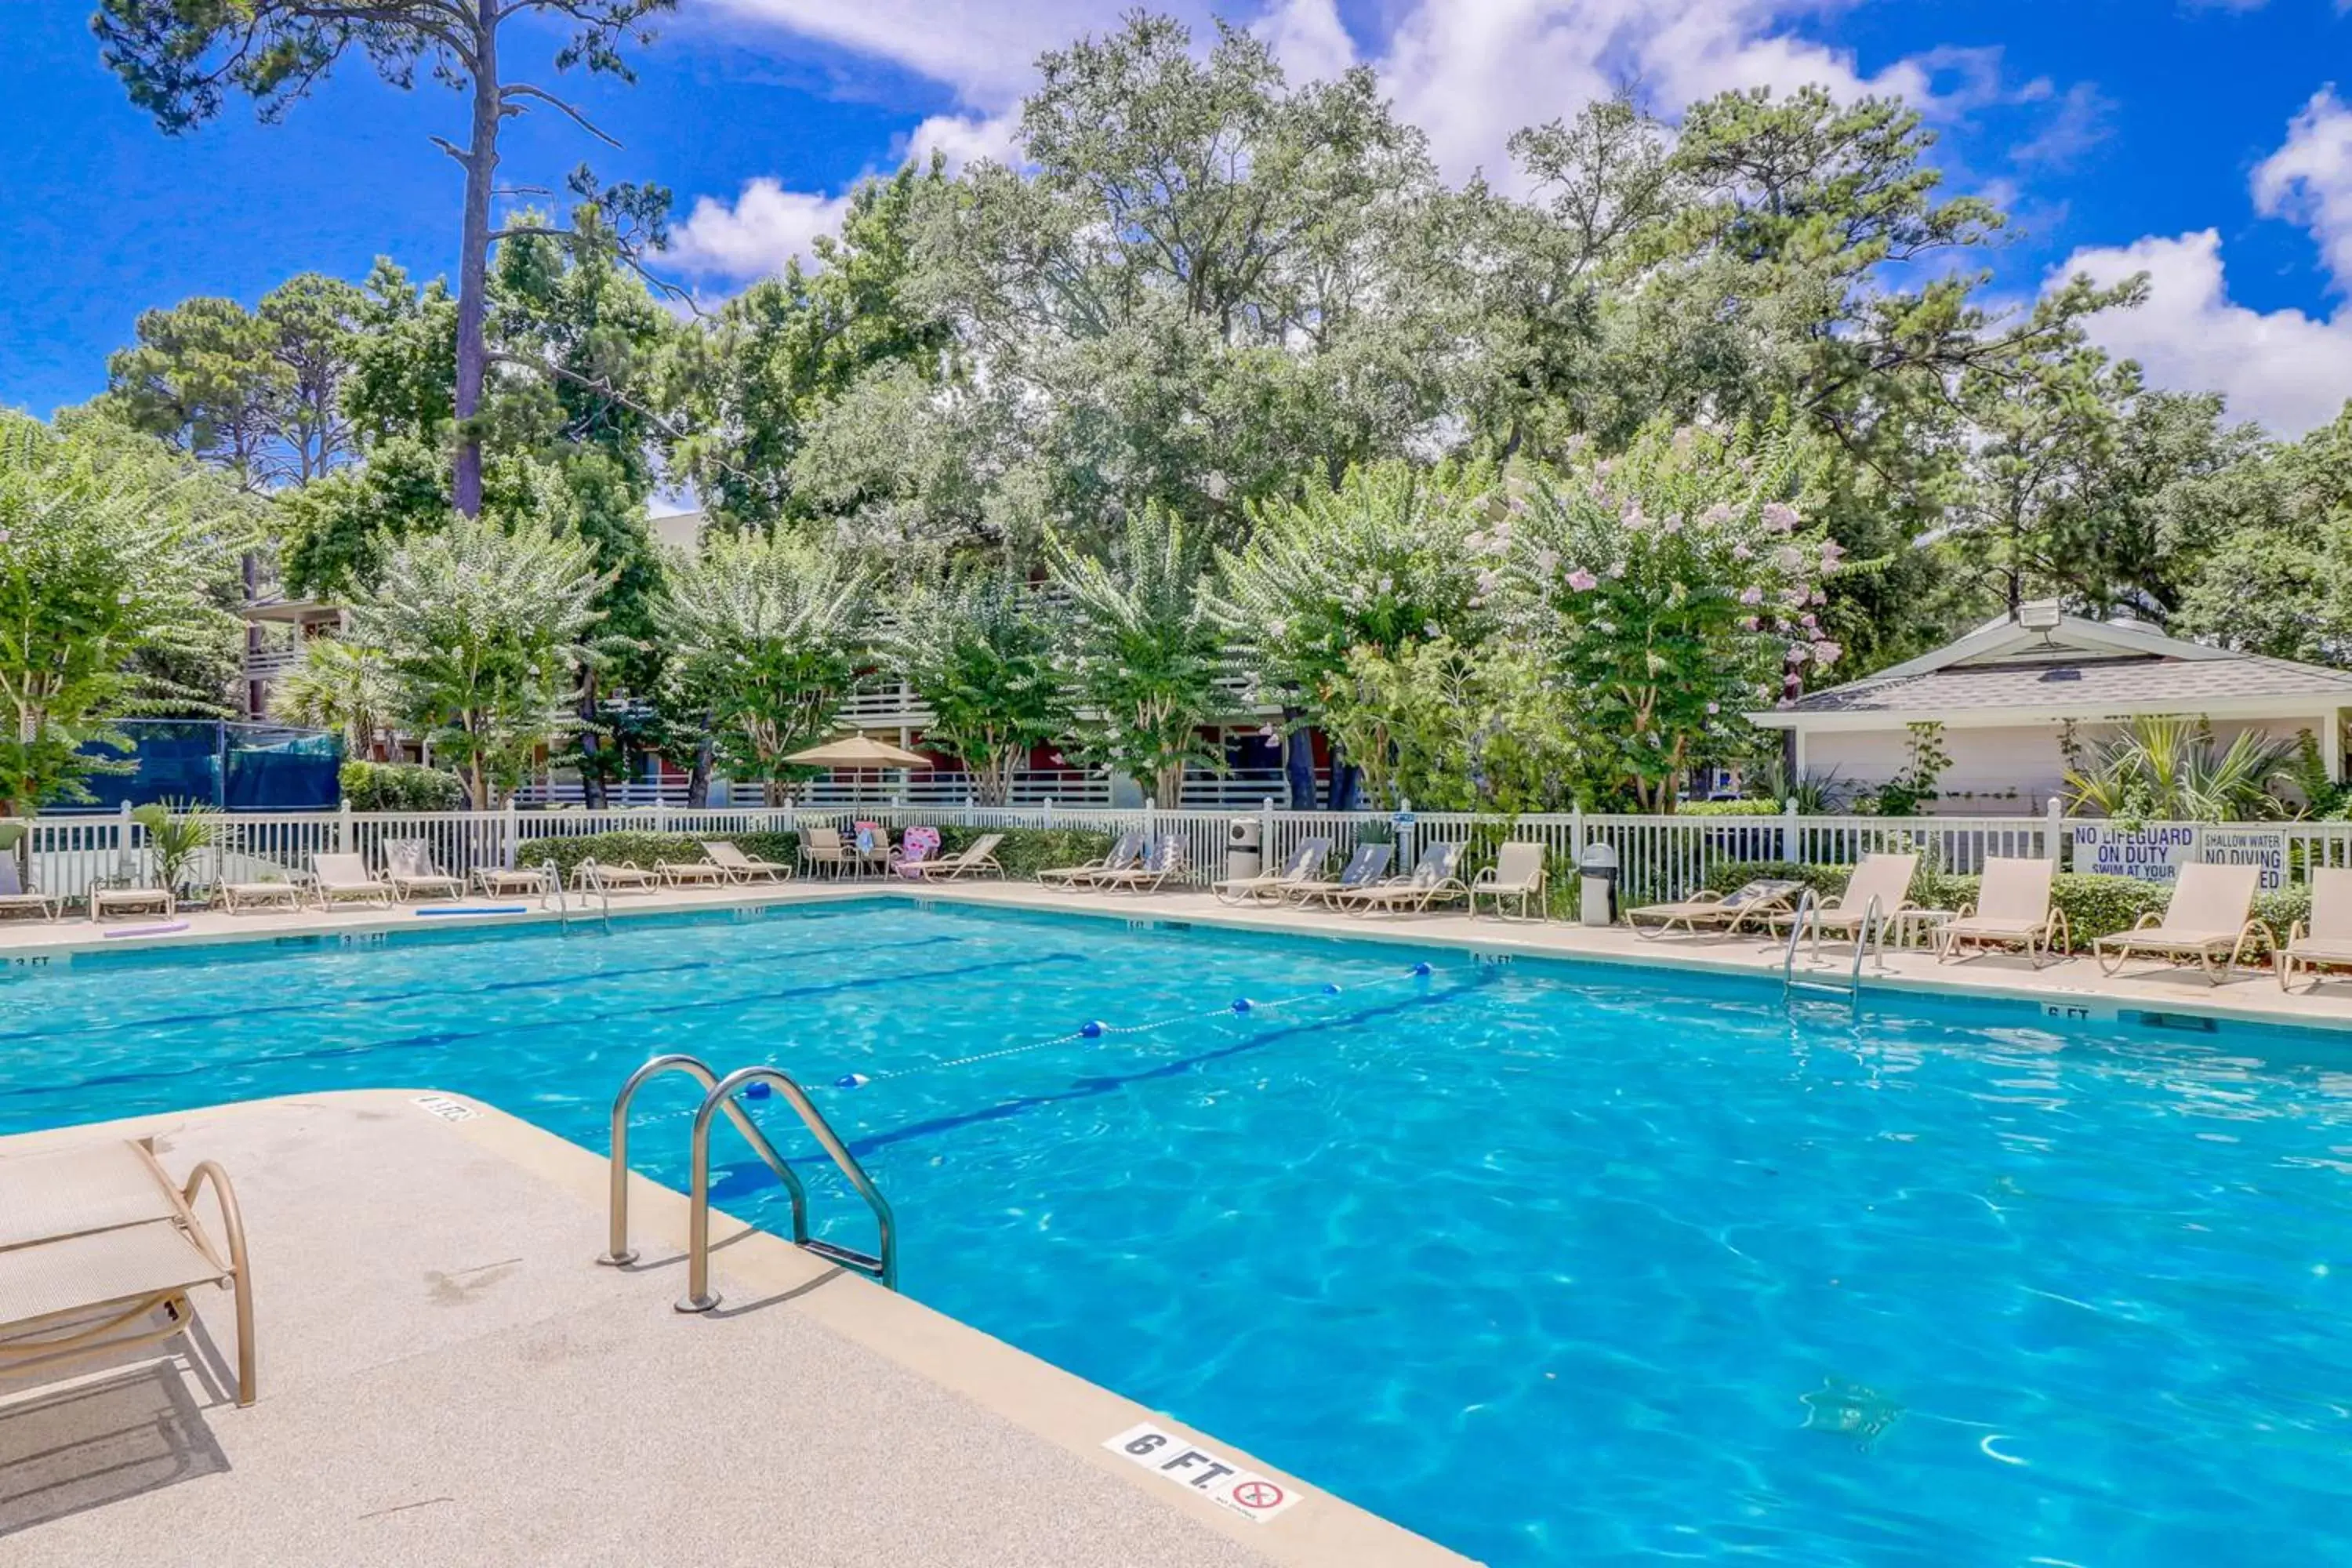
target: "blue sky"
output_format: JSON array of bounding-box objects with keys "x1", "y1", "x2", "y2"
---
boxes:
[{"x1": 8, "y1": 0, "x2": 2352, "y2": 434}]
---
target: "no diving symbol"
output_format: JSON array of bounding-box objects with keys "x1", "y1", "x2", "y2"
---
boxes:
[{"x1": 1230, "y1": 1480, "x2": 1284, "y2": 1511}]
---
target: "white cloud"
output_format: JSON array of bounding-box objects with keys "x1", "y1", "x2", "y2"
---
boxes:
[
  {"x1": 666, "y1": 178, "x2": 851, "y2": 279},
  {"x1": 1255, "y1": 0, "x2": 1356, "y2": 85},
  {"x1": 2010, "y1": 80, "x2": 2114, "y2": 169},
  {"x1": 906, "y1": 110, "x2": 1022, "y2": 172},
  {"x1": 2056, "y1": 230, "x2": 2352, "y2": 435},
  {"x1": 2252, "y1": 86, "x2": 2352, "y2": 286}
]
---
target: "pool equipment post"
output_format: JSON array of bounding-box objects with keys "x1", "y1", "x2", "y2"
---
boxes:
[{"x1": 601, "y1": 1054, "x2": 808, "y2": 1269}]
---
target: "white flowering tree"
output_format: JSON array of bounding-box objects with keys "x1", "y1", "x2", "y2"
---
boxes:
[
  {"x1": 1048, "y1": 506, "x2": 1228, "y2": 808},
  {"x1": 875, "y1": 569, "x2": 1066, "y2": 806},
  {"x1": 353, "y1": 516, "x2": 608, "y2": 810},
  {"x1": 1488, "y1": 423, "x2": 1838, "y2": 811}
]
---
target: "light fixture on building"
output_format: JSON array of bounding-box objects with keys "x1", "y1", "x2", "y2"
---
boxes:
[{"x1": 2017, "y1": 601, "x2": 2063, "y2": 635}]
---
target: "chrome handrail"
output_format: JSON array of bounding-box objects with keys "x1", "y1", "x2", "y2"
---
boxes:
[
  {"x1": 599, "y1": 1054, "x2": 808, "y2": 1267},
  {"x1": 1849, "y1": 895, "x2": 1886, "y2": 987},
  {"x1": 677, "y1": 1065, "x2": 898, "y2": 1311},
  {"x1": 572, "y1": 856, "x2": 613, "y2": 932},
  {"x1": 1780, "y1": 887, "x2": 1820, "y2": 989}
]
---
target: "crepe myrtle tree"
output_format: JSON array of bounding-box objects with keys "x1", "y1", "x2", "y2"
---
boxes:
[
  {"x1": 350, "y1": 514, "x2": 609, "y2": 811},
  {"x1": 655, "y1": 532, "x2": 871, "y2": 807},
  {"x1": 96, "y1": 0, "x2": 676, "y2": 519},
  {"x1": 875, "y1": 569, "x2": 1067, "y2": 807},
  {"x1": 1486, "y1": 422, "x2": 1838, "y2": 811}
]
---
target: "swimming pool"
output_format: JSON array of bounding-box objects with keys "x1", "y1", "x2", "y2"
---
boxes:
[{"x1": 5, "y1": 898, "x2": 2350, "y2": 1565}]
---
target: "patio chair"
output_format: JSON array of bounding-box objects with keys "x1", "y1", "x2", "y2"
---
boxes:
[
  {"x1": 0, "y1": 853, "x2": 57, "y2": 922},
  {"x1": 0, "y1": 1137, "x2": 255, "y2": 1406},
  {"x1": 219, "y1": 877, "x2": 305, "y2": 914},
  {"x1": 904, "y1": 833, "x2": 1005, "y2": 882},
  {"x1": 701, "y1": 840, "x2": 793, "y2": 883},
  {"x1": 2278, "y1": 866, "x2": 2352, "y2": 991},
  {"x1": 1774, "y1": 853, "x2": 1922, "y2": 945},
  {"x1": 1938, "y1": 857, "x2": 2069, "y2": 967},
  {"x1": 385, "y1": 839, "x2": 465, "y2": 902},
  {"x1": 1212, "y1": 837, "x2": 1330, "y2": 906},
  {"x1": 1285, "y1": 841, "x2": 1396, "y2": 908},
  {"x1": 308, "y1": 851, "x2": 394, "y2": 910},
  {"x1": 1626, "y1": 877, "x2": 1803, "y2": 938},
  {"x1": 1038, "y1": 831, "x2": 1144, "y2": 891},
  {"x1": 1336, "y1": 840, "x2": 1470, "y2": 916},
  {"x1": 1097, "y1": 835, "x2": 1188, "y2": 893},
  {"x1": 572, "y1": 857, "x2": 659, "y2": 895},
  {"x1": 851, "y1": 822, "x2": 895, "y2": 877},
  {"x1": 1469, "y1": 841, "x2": 1548, "y2": 920},
  {"x1": 89, "y1": 883, "x2": 176, "y2": 921},
  {"x1": 800, "y1": 826, "x2": 853, "y2": 880},
  {"x1": 2093, "y1": 862, "x2": 2269, "y2": 984}
]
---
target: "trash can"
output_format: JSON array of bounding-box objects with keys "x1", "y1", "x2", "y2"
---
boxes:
[
  {"x1": 1578, "y1": 842, "x2": 1620, "y2": 926},
  {"x1": 1226, "y1": 817, "x2": 1263, "y2": 882}
]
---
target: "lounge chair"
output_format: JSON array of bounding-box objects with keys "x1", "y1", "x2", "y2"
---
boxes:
[
  {"x1": 2278, "y1": 866, "x2": 2352, "y2": 991},
  {"x1": 1212, "y1": 837, "x2": 1330, "y2": 906},
  {"x1": 905, "y1": 833, "x2": 1005, "y2": 882},
  {"x1": 89, "y1": 884, "x2": 176, "y2": 921},
  {"x1": 476, "y1": 864, "x2": 557, "y2": 899},
  {"x1": 0, "y1": 854, "x2": 57, "y2": 922},
  {"x1": 1097, "y1": 836, "x2": 1188, "y2": 893},
  {"x1": 1039, "y1": 831, "x2": 1144, "y2": 890},
  {"x1": 1774, "y1": 853, "x2": 1922, "y2": 946},
  {"x1": 308, "y1": 851, "x2": 394, "y2": 909},
  {"x1": 1938, "y1": 856, "x2": 2069, "y2": 967},
  {"x1": 219, "y1": 878, "x2": 305, "y2": 914},
  {"x1": 1335, "y1": 840, "x2": 1468, "y2": 915},
  {"x1": 1469, "y1": 841, "x2": 1548, "y2": 920},
  {"x1": 1286, "y1": 841, "x2": 1395, "y2": 908},
  {"x1": 2093, "y1": 862, "x2": 2269, "y2": 984},
  {"x1": 1627, "y1": 877, "x2": 1802, "y2": 938},
  {"x1": 800, "y1": 826, "x2": 853, "y2": 880},
  {"x1": 701, "y1": 840, "x2": 793, "y2": 883},
  {"x1": 573, "y1": 857, "x2": 659, "y2": 895},
  {"x1": 0, "y1": 1137, "x2": 255, "y2": 1406},
  {"x1": 655, "y1": 856, "x2": 728, "y2": 887},
  {"x1": 385, "y1": 839, "x2": 465, "y2": 902}
]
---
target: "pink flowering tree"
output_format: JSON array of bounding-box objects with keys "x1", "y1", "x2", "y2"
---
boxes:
[{"x1": 1486, "y1": 422, "x2": 1838, "y2": 811}]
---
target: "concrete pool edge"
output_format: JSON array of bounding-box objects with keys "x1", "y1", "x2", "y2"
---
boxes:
[{"x1": 0, "y1": 1087, "x2": 1472, "y2": 1568}]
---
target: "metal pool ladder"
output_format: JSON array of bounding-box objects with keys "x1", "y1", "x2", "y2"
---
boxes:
[
  {"x1": 599, "y1": 1054, "x2": 898, "y2": 1308},
  {"x1": 1781, "y1": 891, "x2": 1883, "y2": 1004}
]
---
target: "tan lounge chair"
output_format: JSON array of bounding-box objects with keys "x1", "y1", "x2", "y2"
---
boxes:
[
  {"x1": 308, "y1": 851, "x2": 393, "y2": 909},
  {"x1": 1213, "y1": 837, "x2": 1330, "y2": 905},
  {"x1": 1627, "y1": 877, "x2": 1803, "y2": 938},
  {"x1": 573, "y1": 857, "x2": 658, "y2": 895},
  {"x1": 1939, "y1": 856, "x2": 2069, "y2": 967},
  {"x1": 219, "y1": 878, "x2": 305, "y2": 914},
  {"x1": 1336, "y1": 840, "x2": 1468, "y2": 915},
  {"x1": 1097, "y1": 836, "x2": 1188, "y2": 893},
  {"x1": 89, "y1": 884, "x2": 176, "y2": 921},
  {"x1": 0, "y1": 854, "x2": 57, "y2": 922},
  {"x1": 1287, "y1": 841, "x2": 1395, "y2": 908},
  {"x1": 1776, "y1": 852, "x2": 1922, "y2": 945},
  {"x1": 385, "y1": 839, "x2": 465, "y2": 902},
  {"x1": 2093, "y1": 862, "x2": 2268, "y2": 984},
  {"x1": 655, "y1": 856, "x2": 728, "y2": 887},
  {"x1": 1039, "y1": 831, "x2": 1144, "y2": 890},
  {"x1": 0, "y1": 1138, "x2": 255, "y2": 1406},
  {"x1": 702, "y1": 840, "x2": 793, "y2": 883},
  {"x1": 476, "y1": 864, "x2": 557, "y2": 899},
  {"x1": 2278, "y1": 866, "x2": 2352, "y2": 991},
  {"x1": 1470, "y1": 842, "x2": 1548, "y2": 920},
  {"x1": 904, "y1": 833, "x2": 1005, "y2": 882},
  {"x1": 800, "y1": 826, "x2": 853, "y2": 879}
]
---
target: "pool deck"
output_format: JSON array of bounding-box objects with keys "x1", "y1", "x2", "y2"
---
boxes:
[{"x1": 0, "y1": 1091, "x2": 1467, "y2": 1567}]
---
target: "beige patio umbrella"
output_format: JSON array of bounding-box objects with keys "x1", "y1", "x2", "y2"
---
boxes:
[{"x1": 786, "y1": 734, "x2": 934, "y2": 805}]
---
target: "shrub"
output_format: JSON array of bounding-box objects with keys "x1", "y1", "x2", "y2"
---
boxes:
[
  {"x1": 1675, "y1": 799, "x2": 1781, "y2": 817},
  {"x1": 343, "y1": 760, "x2": 467, "y2": 811},
  {"x1": 933, "y1": 825, "x2": 1113, "y2": 880}
]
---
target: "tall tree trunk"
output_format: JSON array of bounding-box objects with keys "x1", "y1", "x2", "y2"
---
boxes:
[
  {"x1": 1282, "y1": 712, "x2": 1316, "y2": 810},
  {"x1": 1327, "y1": 749, "x2": 1360, "y2": 812},
  {"x1": 452, "y1": 5, "x2": 501, "y2": 519},
  {"x1": 575, "y1": 667, "x2": 606, "y2": 810}
]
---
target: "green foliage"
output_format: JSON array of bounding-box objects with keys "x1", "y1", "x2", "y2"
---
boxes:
[
  {"x1": 131, "y1": 797, "x2": 220, "y2": 891},
  {"x1": 1319, "y1": 636, "x2": 1580, "y2": 812},
  {"x1": 931, "y1": 825, "x2": 1113, "y2": 881},
  {"x1": 1874, "y1": 721, "x2": 1950, "y2": 817},
  {"x1": 1047, "y1": 506, "x2": 1229, "y2": 807},
  {"x1": 517, "y1": 829, "x2": 797, "y2": 877},
  {"x1": 2063, "y1": 716, "x2": 2298, "y2": 823},
  {"x1": 341, "y1": 760, "x2": 466, "y2": 811},
  {"x1": 270, "y1": 638, "x2": 393, "y2": 753},
  {"x1": 876, "y1": 570, "x2": 1066, "y2": 805}
]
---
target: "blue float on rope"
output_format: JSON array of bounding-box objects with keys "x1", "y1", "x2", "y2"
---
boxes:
[
  {"x1": 1412, "y1": 960, "x2": 1433, "y2": 976},
  {"x1": 834, "y1": 1073, "x2": 870, "y2": 1090},
  {"x1": 1231, "y1": 997, "x2": 1253, "y2": 1014},
  {"x1": 1080, "y1": 1020, "x2": 1105, "y2": 1038},
  {"x1": 1323, "y1": 982, "x2": 1342, "y2": 995},
  {"x1": 745, "y1": 1080, "x2": 773, "y2": 1099}
]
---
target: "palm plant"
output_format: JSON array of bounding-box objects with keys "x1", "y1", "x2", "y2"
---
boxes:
[
  {"x1": 268, "y1": 637, "x2": 393, "y2": 754},
  {"x1": 131, "y1": 798, "x2": 220, "y2": 895},
  {"x1": 2063, "y1": 715, "x2": 2297, "y2": 822}
]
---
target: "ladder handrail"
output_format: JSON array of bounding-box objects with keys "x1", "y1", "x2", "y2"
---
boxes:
[
  {"x1": 677, "y1": 1065, "x2": 898, "y2": 1311},
  {"x1": 599, "y1": 1054, "x2": 809, "y2": 1268},
  {"x1": 572, "y1": 856, "x2": 614, "y2": 931},
  {"x1": 1780, "y1": 887, "x2": 1820, "y2": 988},
  {"x1": 1849, "y1": 894, "x2": 1886, "y2": 987}
]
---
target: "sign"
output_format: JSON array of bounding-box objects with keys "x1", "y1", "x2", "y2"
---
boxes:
[
  {"x1": 2198, "y1": 827, "x2": 2288, "y2": 891},
  {"x1": 1102, "y1": 1423, "x2": 1305, "y2": 1523},
  {"x1": 411, "y1": 1094, "x2": 480, "y2": 1123},
  {"x1": 2070, "y1": 824, "x2": 2198, "y2": 884},
  {"x1": 2, "y1": 953, "x2": 64, "y2": 969}
]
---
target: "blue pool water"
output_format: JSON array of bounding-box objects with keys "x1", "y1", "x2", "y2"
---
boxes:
[{"x1": 5, "y1": 900, "x2": 2350, "y2": 1565}]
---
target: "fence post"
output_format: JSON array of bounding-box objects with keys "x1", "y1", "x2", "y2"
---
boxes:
[
  {"x1": 502, "y1": 795, "x2": 520, "y2": 869},
  {"x1": 1570, "y1": 804, "x2": 1584, "y2": 863},
  {"x1": 2045, "y1": 797, "x2": 2064, "y2": 869},
  {"x1": 1142, "y1": 798, "x2": 1156, "y2": 848},
  {"x1": 116, "y1": 800, "x2": 134, "y2": 883},
  {"x1": 1781, "y1": 798, "x2": 1798, "y2": 863},
  {"x1": 655, "y1": 800, "x2": 670, "y2": 835},
  {"x1": 1043, "y1": 798, "x2": 1055, "y2": 829}
]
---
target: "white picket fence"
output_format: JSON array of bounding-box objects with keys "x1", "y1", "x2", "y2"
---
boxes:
[{"x1": 24, "y1": 799, "x2": 2352, "y2": 907}]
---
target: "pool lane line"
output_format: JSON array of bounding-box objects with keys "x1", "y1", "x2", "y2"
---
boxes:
[
  {"x1": 0, "y1": 948, "x2": 1088, "y2": 1104},
  {"x1": 0, "y1": 931, "x2": 970, "y2": 1049}
]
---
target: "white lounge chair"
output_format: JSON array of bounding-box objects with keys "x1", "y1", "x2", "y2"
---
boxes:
[
  {"x1": 2278, "y1": 866, "x2": 2352, "y2": 991},
  {"x1": 1287, "y1": 841, "x2": 1395, "y2": 908},
  {"x1": 572, "y1": 857, "x2": 659, "y2": 895},
  {"x1": 0, "y1": 1138, "x2": 255, "y2": 1406},
  {"x1": 1774, "y1": 853, "x2": 1922, "y2": 944},
  {"x1": 1627, "y1": 877, "x2": 1803, "y2": 938},
  {"x1": 90, "y1": 884, "x2": 176, "y2": 921},
  {"x1": 219, "y1": 877, "x2": 305, "y2": 914},
  {"x1": 655, "y1": 856, "x2": 729, "y2": 887},
  {"x1": 0, "y1": 853, "x2": 57, "y2": 922},
  {"x1": 1039, "y1": 832, "x2": 1144, "y2": 890},
  {"x1": 702, "y1": 840, "x2": 793, "y2": 883},
  {"x1": 2092, "y1": 862, "x2": 2267, "y2": 984},
  {"x1": 308, "y1": 851, "x2": 394, "y2": 909},
  {"x1": 1938, "y1": 856, "x2": 2069, "y2": 967},
  {"x1": 1212, "y1": 837, "x2": 1330, "y2": 905},
  {"x1": 1097, "y1": 836, "x2": 1188, "y2": 893},
  {"x1": 1335, "y1": 840, "x2": 1468, "y2": 915},
  {"x1": 904, "y1": 833, "x2": 1005, "y2": 882},
  {"x1": 385, "y1": 839, "x2": 465, "y2": 902},
  {"x1": 475, "y1": 864, "x2": 557, "y2": 899},
  {"x1": 1469, "y1": 841, "x2": 1547, "y2": 920}
]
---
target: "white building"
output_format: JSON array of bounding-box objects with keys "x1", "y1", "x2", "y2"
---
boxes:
[{"x1": 1748, "y1": 603, "x2": 2352, "y2": 812}]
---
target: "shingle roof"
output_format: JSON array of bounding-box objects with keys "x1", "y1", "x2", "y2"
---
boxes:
[{"x1": 1781, "y1": 652, "x2": 2352, "y2": 716}]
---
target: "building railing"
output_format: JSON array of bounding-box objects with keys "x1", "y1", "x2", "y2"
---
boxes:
[{"x1": 16, "y1": 798, "x2": 2345, "y2": 908}]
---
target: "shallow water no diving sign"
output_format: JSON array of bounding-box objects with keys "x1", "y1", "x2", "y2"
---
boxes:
[
  {"x1": 411, "y1": 1094, "x2": 479, "y2": 1123},
  {"x1": 1102, "y1": 1422, "x2": 1304, "y2": 1523}
]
